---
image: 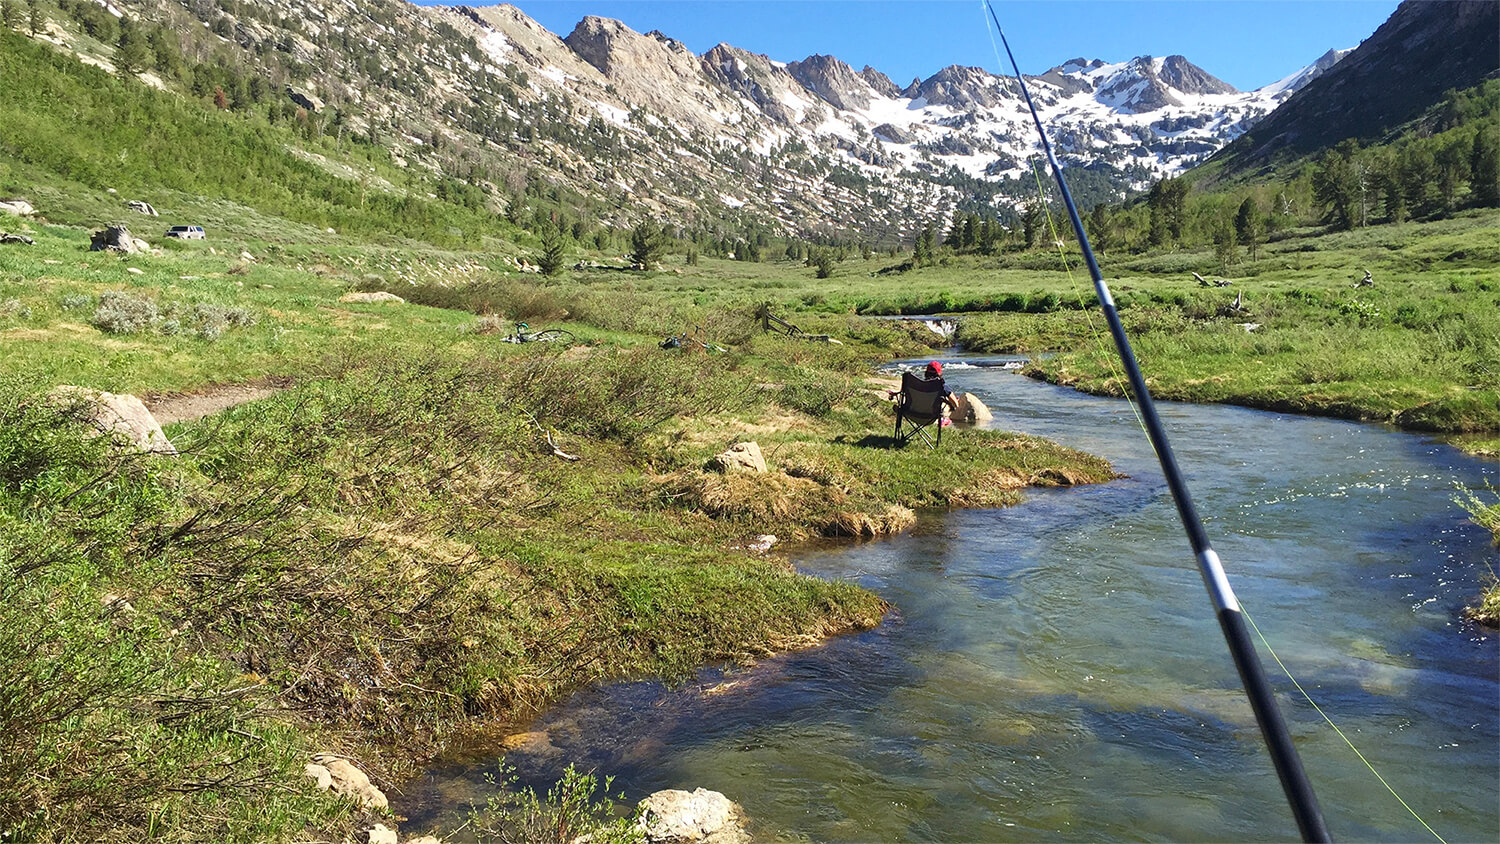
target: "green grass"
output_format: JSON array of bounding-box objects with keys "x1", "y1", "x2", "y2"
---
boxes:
[
  {"x1": 952, "y1": 211, "x2": 1500, "y2": 434},
  {"x1": 0, "y1": 314, "x2": 1112, "y2": 841}
]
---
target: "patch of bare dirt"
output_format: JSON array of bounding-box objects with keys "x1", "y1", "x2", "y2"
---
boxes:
[{"x1": 144, "y1": 376, "x2": 292, "y2": 425}]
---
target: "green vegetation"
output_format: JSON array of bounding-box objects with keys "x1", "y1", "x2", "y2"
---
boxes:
[
  {"x1": 1456, "y1": 486, "x2": 1500, "y2": 628},
  {"x1": 2, "y1": 10, "x2": 1497, "y2": 841},
  {"x1": 466, "y1": 764, "x2": 642, "y2": 844},
  {"x1": 953, "y1": 211, "x2": 1500, "y2": 436},
  {"x1": 0, "y1": 224, "x2": 1117, "y2": 841}
]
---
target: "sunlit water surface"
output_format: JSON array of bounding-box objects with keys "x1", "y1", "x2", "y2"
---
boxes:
[{"x1": 403, "y1": 361, "x2": 1498, "y2": 842}]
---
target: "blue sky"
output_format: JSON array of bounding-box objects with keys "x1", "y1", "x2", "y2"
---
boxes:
[{"x1": 430, "y1": 1, "x2": 1401, "y2": 92}]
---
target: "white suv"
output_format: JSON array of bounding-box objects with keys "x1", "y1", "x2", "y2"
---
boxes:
[{"x1": 165, "y1": 225, "x2": 205, "y2": 239}]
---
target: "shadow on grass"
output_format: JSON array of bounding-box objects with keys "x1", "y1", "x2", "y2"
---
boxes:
[{"x1": 839, "y1": 433, "x2": 941, "y2": 450}]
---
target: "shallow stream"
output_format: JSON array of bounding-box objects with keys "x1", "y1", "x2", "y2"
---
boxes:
[{"x1": 403, "y1": 360, "x2": 1498, "y2": 842}]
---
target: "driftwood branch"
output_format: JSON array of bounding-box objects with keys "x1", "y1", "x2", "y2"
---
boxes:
[{"x1": 521, "y1": 410, "x2": 580, "y2": 461}]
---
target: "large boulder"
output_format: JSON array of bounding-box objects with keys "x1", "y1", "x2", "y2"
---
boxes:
[
  {"x1": 637, "y1": 788, "x2": 749, "y2": 844},
  {"x1": 89, "y1": 225, "x2": 149, "y2": 254},
  {"x1": 953, "y1": 392, "x2": 992, "y2": 425},
  {"x1": 0, "y1": 198, "x2": 35, "y2": 216},
  {"x1": 125, "y1": 200, "x2": 158, "y2": 216},
  {"x1": 51, "y1": 386, "x2": 177, "y2": 455},
  {"x1": 707, "y1": 442, "x2": 766, "y2": 474}
]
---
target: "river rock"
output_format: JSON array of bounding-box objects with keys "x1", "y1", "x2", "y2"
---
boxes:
[
  {"x1": 367, "y1": 824, "x2": 397, "y2": 844},
  {"x1": 309, "y1": 753, "x2": 388, "y2": 810},
  {"x1": 636, "y1": 788, "x2": 749, "y2": 844},
  {"x1": 339, "y1": 291, "x2": 406, "y2": 304},
  {"x1": 51, "y1": 386, "x2": 178, "y2": 455},
  {"x1": 707, "y1": 442, "x2": 766, "y2": 474},
  {"x1": 954, "y1": 392, "x2": 992, "y2": 425},
  {"x1": 0, "y1": 198, "x2": 35, "y2": 216}
]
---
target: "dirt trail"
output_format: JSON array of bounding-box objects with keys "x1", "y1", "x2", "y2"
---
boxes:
[{"x1": 144, "y1": 377, "x2": 290, "y2": 425}]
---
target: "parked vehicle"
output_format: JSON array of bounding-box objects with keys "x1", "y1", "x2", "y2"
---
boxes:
[{"x1": 164, "y1": 225, "x2": 205, "y2": 239}]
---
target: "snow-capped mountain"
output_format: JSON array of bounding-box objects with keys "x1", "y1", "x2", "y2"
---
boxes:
[
  {"x1": 42, "y1": 0, "x2": 1362, "y2": 244},
  {"x1": 438, "y1": 2, "x2": 1346, "y2": 226}
]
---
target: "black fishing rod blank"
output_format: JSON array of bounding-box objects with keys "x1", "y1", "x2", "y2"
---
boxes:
[{"x1": 981, "y1": 2, "x2": 1331, "y2": 840}]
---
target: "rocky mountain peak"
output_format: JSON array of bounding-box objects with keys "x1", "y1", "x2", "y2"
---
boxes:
[
  {"x1": 910, "y1": 65, "x2": 1010, "y2": 109},
  {"x1": 785, "y1": 54, "x2": 873, "y2": 111},
  {"x1": 702, "y1": 43, "x2": 808, "y2": 124},
  {"x1": 859, "y1": 66, "x2": 901, "y2": 99},
  {"x1": 563, "y1": 15, "x2": 724, "y2": 130},
  {"x1": 1158, "y1": 55, "x2": 1237, "y2": 95}
]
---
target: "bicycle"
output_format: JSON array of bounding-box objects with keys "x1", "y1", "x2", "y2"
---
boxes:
[
  {"x1": 502, "y1": 322, "x2": 575, "y2": 344},
  {"x1": 659, "y1": 325, "x2": 727, "y2": 353}
]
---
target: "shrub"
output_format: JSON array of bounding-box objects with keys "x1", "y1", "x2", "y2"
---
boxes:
[{"x1": 91, "y1": 290, "x2": 158, "y2": 334}]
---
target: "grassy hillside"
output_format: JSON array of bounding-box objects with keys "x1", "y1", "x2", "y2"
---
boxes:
[{"x1": 0, "y1": 28, "x2": 515, "y2": 249}]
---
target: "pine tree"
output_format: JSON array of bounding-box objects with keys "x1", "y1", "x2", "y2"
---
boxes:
[
  {"x1": 1021, "y1": 202, "x2": 1042, "y2": 249},
  {"x1": 1471, "y1": 126, "x2": 1500, "y2": 207},
  {"x1": 2, "y1": 0, "x2": 22, "y2": 30},
  {"x1": 537, "y1": 224, "x2": 567, "y2": 276},
  {"x1": 26, "y1": 0, "x2": 42, "y2": 36},
  {"x1": 1087, "y1": 204, "x2": 1113, "y2": 256},
  {"x1": 1234, "y1": 198, "x2": 1261, "y2": 262},
  {"x1": 115, "y1": 17, "x2": 150, "y2": 75},
  {"x1": 629, "y1": 220, "x2": 665, "y2": 268},
  {"x1": 812, "y1": 248, "x2": 835, "y2": 279},
  {"x1": 1312, "y1": 146, "x2": 1360, "y2": 230}
]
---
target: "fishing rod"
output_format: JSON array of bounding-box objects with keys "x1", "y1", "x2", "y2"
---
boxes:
[{"x1": 979, "y1": 2, "x2": 1331, "y2": 840}]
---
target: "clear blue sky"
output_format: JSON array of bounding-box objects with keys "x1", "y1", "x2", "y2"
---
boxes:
[{"x1": 426, "y1": 1, "x2": 1402, "y2": 92}]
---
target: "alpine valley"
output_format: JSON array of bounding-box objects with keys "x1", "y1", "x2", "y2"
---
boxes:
[{"x1": 13, "y1": 0, "x2": 1370, "y2": 244}]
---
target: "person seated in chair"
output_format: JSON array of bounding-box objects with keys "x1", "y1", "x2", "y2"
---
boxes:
[{"x1": 889, "y1": 361, "x2": 960, "y2": 425}]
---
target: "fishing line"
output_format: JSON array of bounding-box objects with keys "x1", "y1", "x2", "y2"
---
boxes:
[
  {"x1": 976, "y1": 1, "x2": 1330, "y2": 839},
  {"x1": 1239, "y1": 605, "x2": 1450, "y2": 843},
  {"x1": 1024, "y1": 156, "x2": 1152, "y2": 441}
]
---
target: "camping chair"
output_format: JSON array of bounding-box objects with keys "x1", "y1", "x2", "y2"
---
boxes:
[{"x1": 893, "y1": 371, "x2": 946, "y2": 449}]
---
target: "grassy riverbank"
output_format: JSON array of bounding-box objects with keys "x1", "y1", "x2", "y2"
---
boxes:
[
  {"x1": 953, "y1": 211, "x2": 1500, "y2": 445},
  {"x1": 2, "y1": 201, "x2": 1493, "y2": 839},
  {"x1": 0, "y1": 222, "x2": 1116, "y2": 841}
]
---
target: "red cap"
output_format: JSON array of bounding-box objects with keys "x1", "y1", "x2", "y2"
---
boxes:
[{"x1": 926, "y1": 361, "x2": 943, "y2": 375}]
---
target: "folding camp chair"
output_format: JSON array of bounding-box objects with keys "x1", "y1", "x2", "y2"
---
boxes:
[{"x1": 893, "y1": 371, "x2": 946, "y2": 448}]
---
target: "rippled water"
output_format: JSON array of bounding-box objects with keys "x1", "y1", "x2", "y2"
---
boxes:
[{"x1": 402, "y1": 361, "x2": 1499, "y2": 842}]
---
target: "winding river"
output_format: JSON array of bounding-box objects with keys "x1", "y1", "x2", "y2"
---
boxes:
[{"x1": 403, "y1": 360, "x2": 1499, "y2": 842}]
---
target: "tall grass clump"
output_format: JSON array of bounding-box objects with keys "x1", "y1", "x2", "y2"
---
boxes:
[{"x1": 0, "y1": 377, "x2": 337, "y2": 842}]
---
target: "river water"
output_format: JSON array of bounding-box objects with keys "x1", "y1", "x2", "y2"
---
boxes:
[{"x1": 403, "y1": 360, "x2": 1499, "y2": 842}]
